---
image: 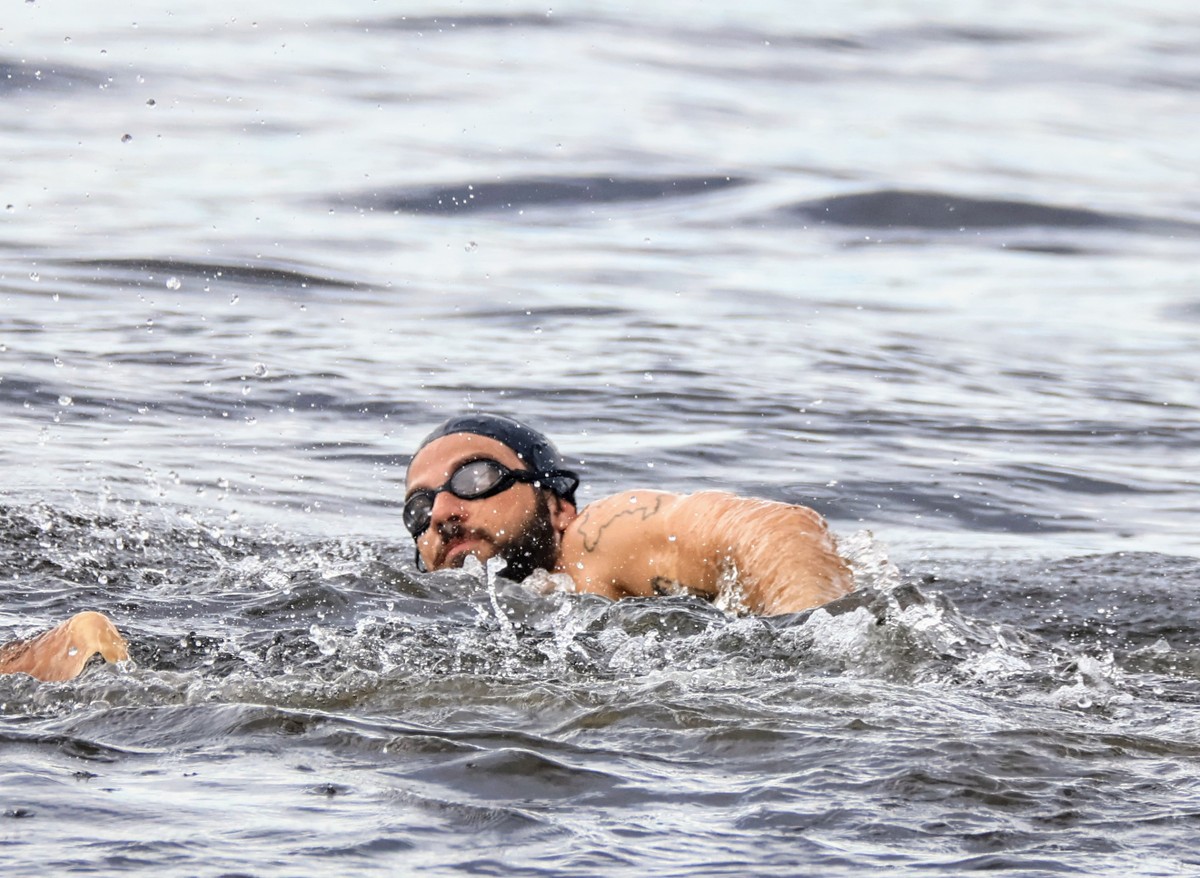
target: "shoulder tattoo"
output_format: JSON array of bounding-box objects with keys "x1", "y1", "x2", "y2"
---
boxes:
[{"x1": 577, "y1": 496, "x2": 665, "y2": 553}]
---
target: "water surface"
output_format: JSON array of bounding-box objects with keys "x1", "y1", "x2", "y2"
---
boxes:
[{"x1": 3, "y1": 1, "x2": 1200, "y2": 875}]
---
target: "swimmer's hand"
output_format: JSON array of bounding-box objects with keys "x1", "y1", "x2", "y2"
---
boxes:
[{"x1": 0, "y1": 612, "x2": 129, "y2": 682}]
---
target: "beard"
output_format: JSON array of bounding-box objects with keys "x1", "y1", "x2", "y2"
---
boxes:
[
  {"x1": 493, "y1": 492, "x2": 560, "y2": 581},
  {"x1": 438, "y1": 493, "x2": 559, "y2": 581}
]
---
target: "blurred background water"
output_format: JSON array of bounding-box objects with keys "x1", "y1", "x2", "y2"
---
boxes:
[{"x1": 2, "y1": 1, "x2": 1199, "y2": 875}]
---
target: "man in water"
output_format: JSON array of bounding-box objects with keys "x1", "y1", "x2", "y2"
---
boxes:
[
  {"x1": 0, "y1": 612, "x2": 128, "y2": 681},
  {"x1": 405, "y1": 413, "x2": 852, "y2": 615}
]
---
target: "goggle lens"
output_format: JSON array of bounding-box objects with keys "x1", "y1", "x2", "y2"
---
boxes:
[{"x1": 403, "y1": 459, "x2": 522, "y2": 537}]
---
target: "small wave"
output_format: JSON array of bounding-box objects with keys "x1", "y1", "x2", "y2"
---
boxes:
[
  {"x1": 343, "y1": 175, "x2": 748, "y2": 215},
  {"x1": 455, "y1": 305, "x2": 634, "y2": 325},
  {"x1": 788, "y1": 479, "x2": 1085, "y2": 535},
  {"x1": 366, "y1": 14, "x2": 565, "y2": 32},
  {"x1": 65, "y1": 258, "x2": 365, "y2": 291},
  {"x1": 0, "y1": 727, "x2": 134, "y2": 762},
  {"x1": 868, "y1": 23, "x2": 1056, "y2": 48},
  {"x1": 778, "y1": 189, "x2": 1200, "y2": 234},
  {"x1": 1162, "y1": 300, "x2": 1200, "y2": 323},
  {"x1": 0, "y1": 59, "x2": 103, "y2": 95}
]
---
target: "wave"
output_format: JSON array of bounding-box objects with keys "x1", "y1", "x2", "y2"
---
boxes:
[
  {"x1": 0, "y1": 59, "x2": 103, "y2": 95},
  {"x1": 342, "y1": 175, "x2": 748, "y2": 215},
  {"x1": 5, "y1": 499, "x2": 1197, "y2": 710},
  {"x1": 778, "y1": 189, "x2": 1200, "y2": 235},
  {"x1": 64, "y1": 258, "x2": 365, "y2": 291},
  {"x1": 365, "y1": 14, "x2": 565, "y2": 32}
]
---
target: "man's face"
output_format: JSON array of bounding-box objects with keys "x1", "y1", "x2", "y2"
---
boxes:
[{"x1": 405, "y1": 433, "x2": 574, "y2": 578}]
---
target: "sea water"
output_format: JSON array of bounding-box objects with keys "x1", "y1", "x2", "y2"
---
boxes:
[{"x1": 2, "y1": 1, "x2": 1199, "y2": 874}]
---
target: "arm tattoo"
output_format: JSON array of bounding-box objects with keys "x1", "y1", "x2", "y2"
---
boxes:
[{"x1": 578, "y1": 496, "x2": 665, "y2": 553}]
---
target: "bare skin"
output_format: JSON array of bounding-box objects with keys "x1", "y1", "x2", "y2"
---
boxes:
[
  {"x1": 407, "y1": 434, "x2": 852, "y2": 615},
  {"x1": 561, "y1": 490, "x2": 851, "y2": 614},
  {"x1": 0, "y1": 612, "x2": 129, "y2": 682}
]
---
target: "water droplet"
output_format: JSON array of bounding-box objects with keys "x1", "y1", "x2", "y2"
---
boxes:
[
  {"x1": 29, "y1": 272, "x2": 40, "y2": 282},
  {"x1": 241, "y1": 385, "x2": 251, "y2": 396},
  {"x1": 464, "y1": 241, "x2": 477, "y2": 252},
  {"x1": 230, "y1": 294, "x2": 240, "y2": 305},
  {"x1": 165, "y1": 276, "x2": 181, "y2": 290},
  {"x1": 67, "y1": 646, "x2": 79, "y2": 657},
  {"x1": 58, "y1": 395, "x2": 72, "y2": 406},
  {"x1": 5, "y1": 205, "x2": 13, "y2": 212},
  {"x1": 253, "y1": 363, "x2": 268, "y2": 378},
  {"x1": 53, "y1": 356, "x2": 64, "y2": 368},
  {"x1": 121, "y1": 133, "x2": 132, "y2": 143},
  {"x1": 643, "y1": 372, "x2": 653, "y2": 381},
  {"x1": 97, "y1": 573, "x2": 108, "y2": 584},
  {"x1": 146, "y1": 98, "x2": 156, "y2": 106}
]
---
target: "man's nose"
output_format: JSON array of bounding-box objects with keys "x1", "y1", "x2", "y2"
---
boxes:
[{"x1": 429, "y1": 489, "x2": 468, "y2": 526}]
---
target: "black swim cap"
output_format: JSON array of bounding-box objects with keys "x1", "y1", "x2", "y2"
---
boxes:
[{"x1": 413, "y1": 413, "x2": 579, "y2": 505}]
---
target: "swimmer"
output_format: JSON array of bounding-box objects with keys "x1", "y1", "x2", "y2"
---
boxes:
[
  {"x1": 0, "y1": 612, "x2": 128, "y2": 682},
  {"x1": 405, "y1": 413, "x2": 853, "y2": 614}
]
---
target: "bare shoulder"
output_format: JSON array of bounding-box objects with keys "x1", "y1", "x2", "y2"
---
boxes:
[
  {"x1": 556, "y1": 489, "x2": 848, "y2": 612},
  {"x1": 558, "y1": 490, "x2": 684, "y2": 598},
  {"x1": 564, "y1": 490, "x2": 835, "y2": 566},
  {"x1": 650, "y1": 491, "x2": 850, "y2": 613},
  {"x1": 671, "y1": 490, "x2": 829, "y2": 522},
  {"x1": 568, "y1": 490, "x2": 680, "y2": 553}
]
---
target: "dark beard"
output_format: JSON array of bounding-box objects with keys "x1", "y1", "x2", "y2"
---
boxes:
[{"x1": 495, "y1": 493, "x2": 559, "y2": 582}]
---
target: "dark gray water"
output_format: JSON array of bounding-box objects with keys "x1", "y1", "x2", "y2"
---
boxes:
[{"x1": 3, "y1": 2, "x2": 1200, "y2": 875}]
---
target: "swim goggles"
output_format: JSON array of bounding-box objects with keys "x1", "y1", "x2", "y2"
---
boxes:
[{"x1": 403, "y1": 457, "x2": 578, "y2": 538}]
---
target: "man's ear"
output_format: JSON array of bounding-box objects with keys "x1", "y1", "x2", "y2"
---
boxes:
[{"x1": 548, "y1": 495, "x2": 577, "y2": 533}]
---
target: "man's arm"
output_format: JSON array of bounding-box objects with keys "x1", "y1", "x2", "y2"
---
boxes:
[
  {"x1": 558, "y1": 490, "x2": 852, "y2": 614},
  {"x1": 0, "y1": 612, "x2": 129, "y2": 682}
]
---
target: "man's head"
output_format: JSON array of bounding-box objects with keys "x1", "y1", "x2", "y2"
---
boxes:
[{"x1": 404, "y1": 414, "x2": 579, "y2": 578}]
